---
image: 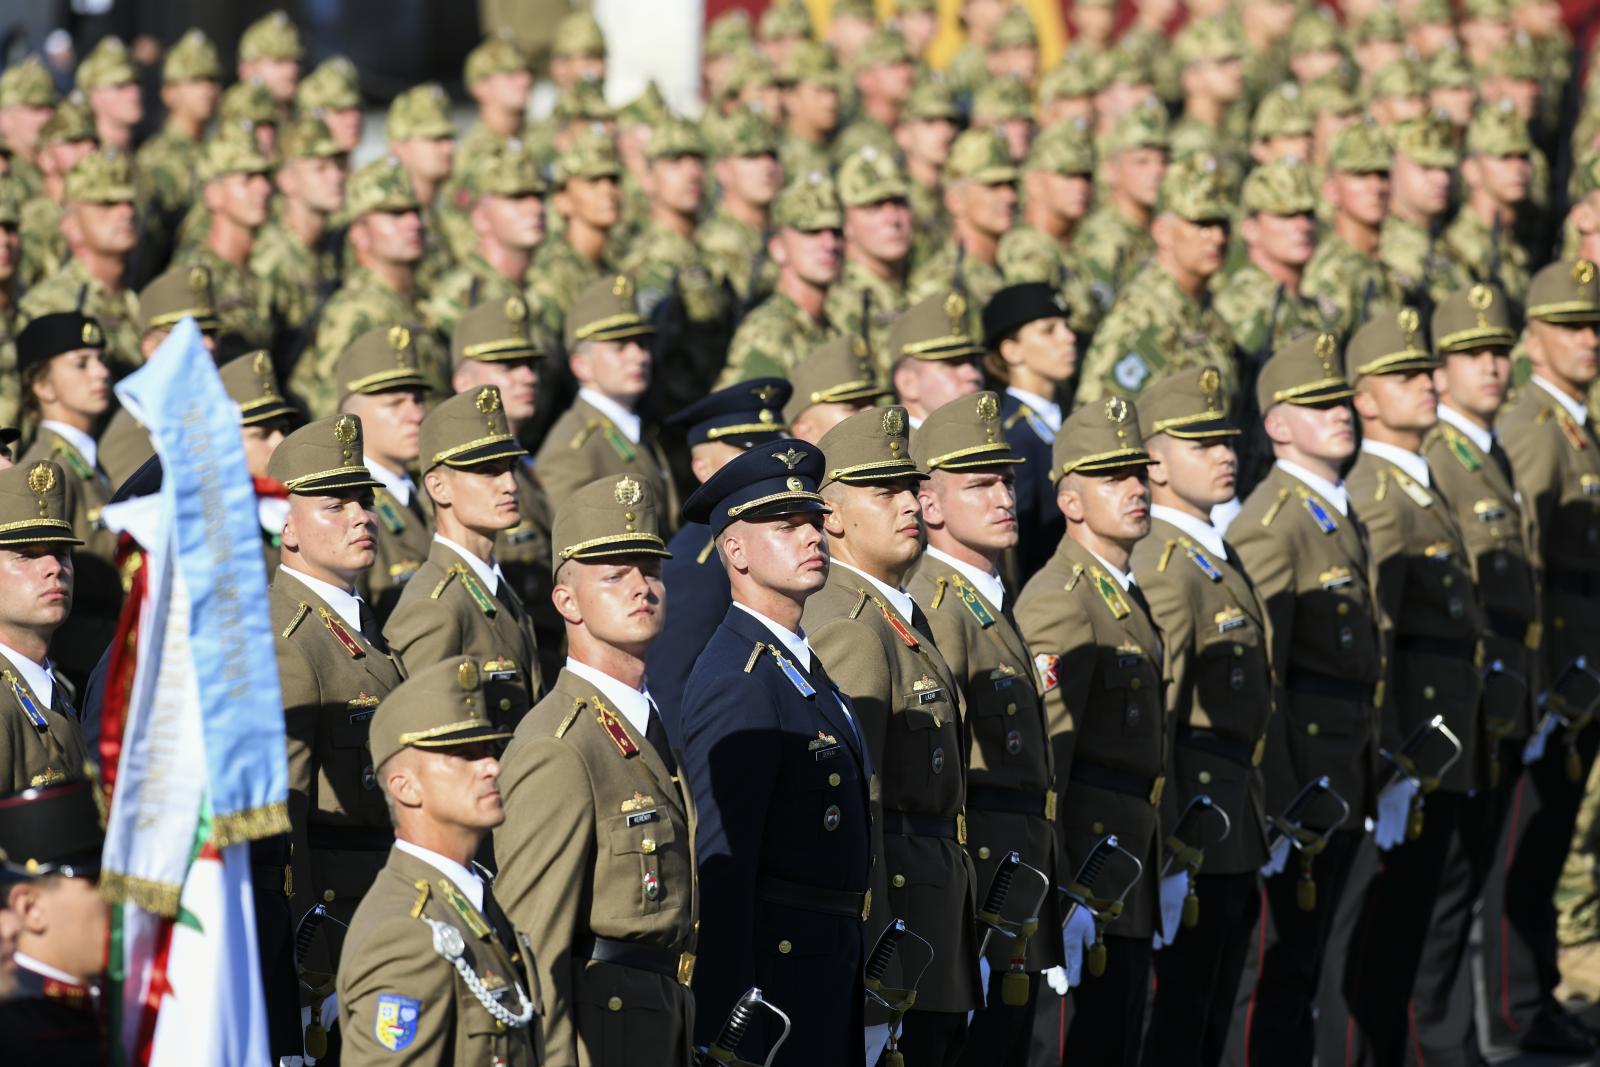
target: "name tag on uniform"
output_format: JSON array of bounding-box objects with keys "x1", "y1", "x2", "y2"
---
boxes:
[
  {"x1": 1424, "y1": 541, "x2": 1454, "y2": 562},
  {"x1": 1116, "y1": 641, "x2": 1144, "y2": 669},
  {"x1": 1319, "y1": 565, "x2": 1352, "y2": 590},
  {"x1": 989, "y1": 665, "x2": 1018, "y2": 690},
  {"x1": 912, "y1": 675, "x2": 946, "y2": 705},
  {"x1": 626, "y1": 809, "x2": 657, "y2": 827},
  {"x1": 1214, "y1": 606, "x2": 1247, "y2": 633},
  {"x1": 1473, "y1": 499, "x2": 1506, "y2": 522},
  {"x1": 809, "y1": 731, "x2": 841, "y2": 761},
  {"x1": 1583, "y1": 475, "x2": 1600, "y2": 497},
  {"x1": 347, "y1": 708, "x2": 376, "y2": 724},
  {"x1": 482, "y1": 658, "x2": 517, "y2": 680}
]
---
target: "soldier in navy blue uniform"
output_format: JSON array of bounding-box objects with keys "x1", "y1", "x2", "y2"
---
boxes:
[
  {"x1": 648, "y1": 377, "x2": 792, "y2": 744},
  {"x1": 982, "y1": 283, "x2": 1079, "y2": 584},
  {"x1": 678, "y1": 439, "x2": 875, "y2": 1067}
]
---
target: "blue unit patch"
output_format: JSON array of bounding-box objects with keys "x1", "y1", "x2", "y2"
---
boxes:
[{"x1": 374, "y1": 993, "x2": 421, "y2": 1051}]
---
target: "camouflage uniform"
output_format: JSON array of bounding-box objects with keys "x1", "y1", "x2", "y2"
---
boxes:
[
  {"x1": 177, "y1": 128, "x2": 275, "y2": 351},
  {"x1": 907, "y1": 129, "x2": 1019, "y2": 337},
  {"x1": 134, "y1": 30, "x2": 221, "y2": 230},
  {"x1": 1379, "y1": 118, "x2": 1472, "y2": 307},
  {"x1": 698, "y1": 108, "x2": 783, "y2": 307},
  {"x1": 996, "y1": 122, "x2": 1102, "y2": 336},
  {"x1": 1442, "y1": 106, "x2": 1537, "y2": 305},
  {"x1": 249, "y1": 115, "x2": 346, "y2": 338},
  {"x1": 1073, "y1": 99, "x2": 1171, "y2": 314},
  {"x1": 19, "y1": 98, "x2": 95, "y2": 287},
  {"x1": 1213, "y1": 161, "x2": 1327, "y2": 356},
  {"x1": 1300, "y1": 123, "x2": 1403, "y2": 338},
  {"x1": 824, "y1": 146, "x2": 914, "y2": 369},
  {"x1": 0, "y1": 183, "x2": 20, "y2": 426},
  {"x1": 900, "y1": 79, "x2": 960, "y2": 269},
  {"x1": 525, "y1": 131, "x2": 624, "y2": 344},
  {"x1": 776, "y1": 41, "x2": 840, "y2": 181},
  {"x1": 0, "y1": 58, "x2": 57, "y2": 203}
]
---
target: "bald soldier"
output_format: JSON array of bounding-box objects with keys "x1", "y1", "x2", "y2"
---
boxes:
[
  {"x1": 1013, "y1": 397, "x2": 1164, "y2": 1066},
  {"x1": 906, "y1": 393, "x2": 1065, "y2": 1067},
  {"x1": 805, "y1": 406, "x2": 982, "y2": 1063},
  {"x1": 496, "y1": 475, "x2": 697, "y2": 1067},
  {"x1": 336, "y1": 656, "x2": 540, "y2": 1066}
]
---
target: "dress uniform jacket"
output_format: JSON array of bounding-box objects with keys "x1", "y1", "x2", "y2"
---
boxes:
[
  {"x1": 906, "y1": 557, "x2": 1065, "y2": 972},
  {"x1": 532, "y1": 397, "x2": 679, "y2": 536},
  {"x1": 1001, "y1": 391, "x2": 1063, "y2": 585},
  {"x1": 271, "y1": 574, "x2": 406, "y2": 959},
  {"x1": 647, "y1": 521, "x2": 728, "y2": 744},
  {"x1": 495, "y1": 668, "x2": 698, "y2": 1067},
  {"x1": 1229, "y1": 464, "x2": 1384, "y2": 816},
  {"x1": 0, "y1": 657, "x2": 89, "y2": 792},
  {"x1": 384, "y1": 539, "x2": 542, "y2": 732},
  {"x1": 679, "y1": 605, "x2": 871, "y2": 1067},
  {"x1": 499, "y1": 462, "x2": 562, "y2": 686},
  {"x1": 0, "y1": 958, "x2": 102, "y2": 1067},
  {"x1": 338, "y1": 846, "x2": 542, "y2": 1067},
  {"x1": 359, "y1": 484, "x2": 432, "y2": 625},
  {"x1": 1014, "y1": 536, "x2": 1165, "y2": 939},
  {"x1": 1347, "y1": 450, "x2": 1486, "y2": 793},
  {"x1": 1129, "y1": 517, "x2": 1272, "y2": 874},
  {"x1": 804, "y1": 564, "x2": 984, "y2": 1013}
]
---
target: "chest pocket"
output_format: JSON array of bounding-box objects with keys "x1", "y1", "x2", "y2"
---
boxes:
[
  {"x1": 606, "y1": 813, "x2": 681, "y2": 915},
  {"x1": 1195, "y1": 628, "x2": 1265, "y2": 725},
  {"x1": 1099, "y1": 648, "x2": 1157, "y2": 735}
]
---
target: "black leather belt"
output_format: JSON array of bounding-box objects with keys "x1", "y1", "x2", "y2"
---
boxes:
[
  {"x1": 1396, "y1": 635, "x2": 1477, "y2": 661},
  {"x1": 1070, "y1": 762, "x2": 1164, "y2": 805},
  {"x1": 1287, "y1": 669, "x2": 1375, "y2": 706},
  {"x1": 966, "y1": 785, "x2": 1057, "y2": 820},
  {"x1": 307, "y1": 825, "x2": 394, "y2": 852},
  {"x1": 1176, "y1": 727, "x2": 1256, "y2": 768},
  {"x1": 881, "y1": 809, "x2": 963, "y2": 840},
  {"x1": 756, "y1": 874, "x2": 871, "y2": 921},
  {"x1": 577, "y1": 935, "x2": 696, "y2": 986},
  {"x1": 1485, "y1": 609, "x2": 1533, "y2": 645},
  {"x1": 1549, "y1": 570, "x2": 1600, "y2": 599}
]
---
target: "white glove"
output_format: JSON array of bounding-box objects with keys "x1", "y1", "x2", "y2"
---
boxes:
[
  {"x1": 1063, "y1": 904, "x2": 1096, "y2": 988},
  {"x1": 865, "y1": 1022, "x2": 890, "y2": 1066},
  {"x1": 1259, "y1": 836, "x2": 1291, "y2": 878},
  {"x1": 1044, "y1": 965, "x2": 1070, "y2": 995},
  {"x1": 1152, "y1": 871, "x2": 1189, "y2": 949},
  {"x1": 1374, "y1": 778, "x2": 1419, "y2": 851},
  {"x1": 1524, "y1": 714, "x2": 1559, "y2": 765}
]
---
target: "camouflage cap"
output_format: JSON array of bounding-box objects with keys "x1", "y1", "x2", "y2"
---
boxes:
[
  {"x1": 1408, "y1": 0, "x2": 1455, "y2": 25},
  {"x1": 646, "y1": 116, "x2": 708, "y2": 161},
  {"x1": 1303, "y1": 78, "x2": 1361, "y2": 117},
  {"x1": 1026, "y1": 120, "x2": 1095, "y2": 176},
  {"x1": 1426, "y1": 46, "x2": 1475, "y2": 89},
  {"x1": 0, "y1": 177, "x2": 19, "y2": 227},
  {"x1": 1052, "y1": 396, "x2": 1153, "y2": 479},
  {"x1": 1573, "y1": 149, "x2": 1600, "y2": 200},
  {"x1": 463, "y1": 34, "x2": 527, "y2": 85},
  {"x1": 337, "y1": 324, "x2": 433, "y2": 400},
  {"x1": 1288, "y1": 9, "x2": 1344, "y2": 54},
  {"x1": 1481, "y1": 37, "x2": 1540, "y2": 81},
  {"x1": 221, "y1": 350, "x2": 296, "y2": 426},
  {"x1": 1367, "y1": 60, "x2": 1426, "y2": 102},
  {"x1": 1241, "y1": 159, "x2": 1317, "y2": 215},
  {"x1": 238, "y1": 10, "x2": 303, "y2": 63},
  {"x1": 386, "y1": 83, "x2": 454, "y2": 142},
  {"x1": 783, "y1": 335, "x2": 891, "y2": 422},
  {"x1": 1348, "y1": 306, "x2": 1438, "y2": 383},
  {"x1": 1106, "y1": 43, "x2": 1155, "y2": 86},
  {"x1": 566, "y1": 274, "x2": 654, "y2": 349},
  {"x1": 1327, "y1": 120, "x2": 1392, "y2": 173},
  {"x1": 344, "y1": 156, "x2": 420, "y2": 218},
  {"x1": 1353, "y1": 8, "x2": 1404, "y2": 43},
  {"x1": 710, "y1": 106, "x2": 781, "y2": 157},
  {"x1": 888, "y1": 292, "x2": 985, "y2": 363},
  {"x1": 1463, "y1": 0, "x2": 1510, "y2": 20},
  {"x1": 902, "y1": 78, "x2": 960, "y2": 121},
  {"x1": 618, "y1": 81, "x2": 668, "y2": 127},
  {"x1": 297, "y1": 55, "x2": 360, "y2": 112},
  {"x1": 552, "y1": 128, "x2": 622, "y2": 185},
  {"x1": 772, "y1": 172, "x2": 843, "y2": 231},
  {"x1": 266, "y1": 414, "x2": 383, "y2": 494},
  {"x1": 831, "y1": 0, "x2": 875, "y2": 21},
  {"x1": 467, "y1": 139, "x2": 546, "y2": 197},
  {"x1": 1526, "y1": 259, "x2": 1600, "y2": 324},
  {"x1": 553, "y1": 474, "x2": 672, "y2": 567},
  {"x1": 0, "y1": 461, "x2": 82, "y2": 547},
  {"x1": 64, "y1": 150, "x2": 134, "y2": 204},
  {"x1": 36, "y1": 96, "x2": 95, "y2": 148},
  {"x1": 1138, "y1": 365, "x2": 1238, "y2": 439},
  {"x1": 1256, "y1": 331, "x2": 1354, "y2": 411},
  {"x1": 706, "y1": 9, "x2": 756, "y2": 58},
  {"x1": 279, "y1": 114, "x2": 343, "y2": 161},
  {"x1": 817, "y1": 405, "x2": 926, "y2": 486},
  {"x1": 1466, "y1": 102, "x2": 1533, "y2": 157},
  {"x1": 162, "y1": 29, "x2": 221, "y2": 84},
  {"x1": 198, "y1": 124, "x2": 272, "y2": 182},
  {"x1": 912, "y1": 391, "x2": 1024, "y2": 472},
  {"x1": 0, "y1": 56, "x2": 57, "y2": 109},
  {"x1": 453, "y1": 295, "x2": 548, "y2": 365},
  {"x1": 972, "y1": 77, "x2": 1031, "y2": 124},
  {"x1": 220, "y1": 81, "x2": 278, "y2": 127},
  {"x1": 778, "y1": 40, "x2": 842, "y2": 88},
  {"x1": 1391, "y1": 114, "x2": 1460, "y2": 168},
  {"x1": 1252, "y1": 83, "x2": 1314, "y2": 141},
  {"x1": 896, "y1": 0, "x2": 938, "y2": 10},
  {"x1": 945, "y1": 128, "x2": 1020, "y2": 184},
  {"x1": 1101, "y1": 96, "x2": 1170, "y2": 155},
  {"x1": 368, "y1": 656, "x2": 514, "y2": 772},
  {"x1": 418, "y1": 385, "x2": 527, "y2": 472},
  {"x1": 720, "y1": 51, "x2": 777, "y2": 102},
  {"x1": 1174, "y1": 17, "x2": 1244, "y2": 67},
  {"x1": 991, "y1": 8, "x2": 1040, "y2": 50},
  {"x1": 1433, "y1": 282, "x2": 1516, "y2": 353},
  {"x1": 760, "y1": 0, "x2": 813, "y2": 41},
  {"x1": 837, "y1": 145, "x2": 908, "y2": 207},
  {"x1": 855, "y1": 26, "x2": 912, "y2": 70},
  {"x1": 552, "y1": 79, "x2": 615, "y2": 125},
  {"x1": 1037, "y1": 51, "x2": 1107, "y2": 101},
  {"x1": 552, "y1": 11, "x2": 607, "y2": 58},
  {"x1": 138, "y1": 264, "x2": 217, "y2": 333},
  {"x1": 1157, "y1": 152, "x2": 1232, "y2": 222},
  {"x1": 75, "y1": 37, "x2": 136, "y2": 92}
]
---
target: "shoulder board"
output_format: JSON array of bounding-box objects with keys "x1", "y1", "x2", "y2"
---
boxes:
[
  {"x1": 1064, "y1": 563, "x2": 1084, "y2": 591},
  {"x1": 555, "y1": 697, "x2": 585, "y2": 738},
  {"x1": 744, "y1": 642, "x2": 765, "y2": 673},
  {"x1": 696, "y1": 535, "x2": 716, "y2": 565},
  {"x1": 53, "y1": 443, "x2": 94, "y2": 481},
  {"x1": 437, "y1": 878, "x2": 492, "y2": 939},
  {"x1": 931, "y1": 576, "x2": 947, "y2": 610},
  {"x1": 847, "y1": 588, "x2": 868, "y2": 619},
  {"x1": 409, "y1": 879, "x2": 431, "y2": 919},
  {"x1": 571, "y1": 418, "x2": 601, "y2": 449},
  {"x1": 430, "y1": 568, "x2": 457, "y2": 599},
  {"x1": 1535, "y1": 406, "x2": 1554, "y2": 425},
  {"x1": 1392, "y1": 469, "x2": 1433, "y2": 507},
  {"x1": 1156, "y1": 540, "x2": 1177, "y2": 572},
  {"x1": 1261, "y1": 486, "x2": 1290, "y2": 527},
  {"x1": 1375, "y1": 468, "x2": 1389, "y2": 502},
  {"x1": 1089, "y1": 567, "x2": 1132, "y2": 620},
  {"x1": 1439, "y1": 424, "x2": 1482, "y2": 472},
  {"x1": 318, "y1": 608, "x2": 365, "y2": 658},
  {"x1": 451, "y1": 564, "x2": 497, "y2": 616},
  {"x1": 281, "y1": 602, "x2": 311, "y2": 639}
]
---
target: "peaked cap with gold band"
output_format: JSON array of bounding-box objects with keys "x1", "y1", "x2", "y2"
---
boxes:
[
  {"x1": 336, "y1": 324, "x2": 432, "y2": 400},
  {"x1": 667, "y1": 378, "x2": 792, "y2": 448},
  {"x1": 418, "y1": 386, "x2": 528, "y2": 471},
  {"x1": 453, "y1": 295, "x2": 549, "y2": 365},
  {"x1": 139, "y1": 264, "x2": 218, "y2": 334},
  {"x1": 266, "y1": 415, "x2": 384, "y2": 495},
  {"x1": 0, "y1": 779, "x2": 105, "y2": 883},
  {"x1": 1431, "y1": 283, "x2": 1516, "y2": 354},
  {"x1": 368, "y1": 656, "x2": 515, "y2": 771},
  {"x1": 220, "y1": 351, "x2": 296, "y2": 426},
  {"x1": 553, "y1": 474, "x2": 673, "y2": 566},
  {"x1": 782, "y1": 336, "x2": 891, "y2": 423},
  {"x1": 680, "y1": 437, "x2": 831, "y2": 535},
  {"x1": 912, "y1": 391, "x2": 1025, "y2": 471},
  {"x1": 565, "y1": 274, "x2": 655, "y2": 351},
  {"x1": 1348, "y1": 306, "x2": 1439, "y2": 383},
  {"x1": 1525, "y1": 259, "x2": 1600, "y2": 324},
  {"x1": 0, "y1": 461, "x2": 83, "y2": 546},
  {"x1": 1256, "y1": 331, "x2": 1355, "y2": 412},
  {"x1": 817, "y1": 405, "x2": 927, "y2": 487},
  {"x1": 887, "y1": 292, "x2": 984, "y2": 364},
  {"x1": 1052, "y1": 396, "x2": 1154, "y2": 480},
  {"x1": 1138, "y1": 365, "x2": 1238, "y2": 439}
]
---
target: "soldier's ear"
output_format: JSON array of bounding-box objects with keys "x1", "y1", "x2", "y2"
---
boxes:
[
  {"x1": 1144, "y1": 448, "x2": 1170, "y2": 490},
  {"x1": 422, "y1": 466, "x2": 450, "y2": 508},
  {"x1": 1056, "y1": 478, "x2": 1084, "y2": 522},
  {"x1": 551, "y1": 578, "x2": 583, "y2": 626},
  {"x1": 822, "y1": 503, "x2": 846, "y2": 537}
]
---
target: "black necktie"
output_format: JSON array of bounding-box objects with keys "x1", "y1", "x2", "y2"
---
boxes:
[
  {"x1": 909, "y1": 603, "x2": 938, "y2": 651},
  {"x1": 1488, "y1": 439, "x2": 1514, "y2": 486},
  {"x1": 645, "y1": 698, "x2": 678, "y2": 776},
  {"x1": 1126, "y1": 581, "x2": 1153, "y2": 618},
  {"x1": 478, "y1": 880, "x2": 521, "y2": 961},
  {"x1": 357, "y1": 600, "x2": 387, "y2": 652},
  {"x1": 405, "y1": 489, "x2": 426, "y2": 524}
]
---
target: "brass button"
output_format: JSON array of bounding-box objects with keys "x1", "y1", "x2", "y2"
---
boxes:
[
  {"x1": 1337, "y1": 603, "x2": 1350, "y2": 616},
  {"x1": 978, "y1": 846, "x2": 991, "y2": 860},
  {"x1": 607, "y1": 996, "x2": 623, "y2": 1011},
  {"x1": 1233, "y1": 645, "x2": 1244, "y2": 657},
  {"x1": 499, "y1": 698, "x2": 512, "y2": 711},
  {"x1": 1555, "y1": 617, "x2": 1567, "y2": 630},
  {"x1": 1006, "y1": 703, "x2": 1018, "y2": 716},
  {"x1": 641, "y1": 838, "x2": 656, "y2": 854},
  {"x1": 1306, "y1": 723, "x2": 1320, "y2": 736},
  {"x1": 828, "y1": 773, "x2": 841, "y2": 787},
  {"x1": 1423, "y1": 686, "x2": 1436, "y2": 700},
  {"x1": 322, "y1": 889, "x2": 335, "y2": 903},
  {"x1": 1198, "y1": 770, "x2": 1212, "y2": 785},
  {"x1": 1092, "y1": 821, "x2": 1104, "y2": 834},
  {"x1": 778, "y1": 940, "x2": 792, "y2": 954},
  {"x1": 1130, "y1": 678, "x2": 1141, "y2": 690},
  {"x1": 892, "y1": 874, "x2": 906, "y2": 888}
]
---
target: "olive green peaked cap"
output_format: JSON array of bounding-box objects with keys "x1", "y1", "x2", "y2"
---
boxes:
[
  {"x1": 552, "y1": 474, "x2": 672, "y2": 567},
  {"x1": 267, "y1": 415, "x2": 384, "y2": 495},
  {"x1": 818, "y1": 405, "x2": 926, "y2": 487},
  {"x1": 369, "y1": 656, "x2": 513, "y2": 771},
  {"x1": 418, "y1": 385, "x2": 527, "y2": 472}
]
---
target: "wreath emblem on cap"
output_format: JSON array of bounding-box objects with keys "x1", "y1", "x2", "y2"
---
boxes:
[
  {"x1": 505, "y1": 295, "x2": 527, "y2": 323},
  {"x1": 333, "y1": 415, "x2": 358, "y2": 445},
  {"x1": 388, "y1": 325, "x2": 411, "y2": 351},
  {"x1": 1397, "y1": 307, "x2": 1420, "y2": 337},
  {"x1": 252, "y1": 350, "x2": 272, "y2": 377},
  {"x1": 187, "y1": 266, "x2": 208, "y2": 293},
  {"x1": 882, "y1": 407, "x2": 906, "y2": 437},
  {"x1": 753, "y1": 384, "x2": 781, "y2": 405},
  {"x1": 851, "y1": 336, "x2": 867, "y2": 357},
  {"x1": 944, "y1": 292, "x2": 967, "y2": 333},
  {"x1": 1574, "y1": 260, "x2": 1596, "y2": 285},
  {"x1": 476, "y1": 387, "x2": 500, "y2": 415},
  {"x1": 1314, "y1": 333, "x2": 1337, "y2": 371},
  {"x1": 458, "y1": 660, "x2": 479, "y2": 690},
  {"x1": 1104, "y1": 397, "x2": 1130, "y2": 424},
  {"x1": 614, "y1": 476, "x2": 643, "y2": 506},
  {"x1": 1468, "y1": 284, "x2": 1494, "y2": 311},
  {"x1": 773, "y1": 447, "x2": 807, "y2": 470},
  {"x1": 976, "y1": 393, "x2": 999, "y2": 421},
  {"x1": 27, "y1": 462, "x2": 54, "y2": 495}
]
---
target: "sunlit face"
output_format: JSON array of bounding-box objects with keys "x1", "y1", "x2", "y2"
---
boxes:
[
  {"x1": 648, "y1": 154, "x2": 706, "y2": 216},
  {"x1": 557, "y1": 174, "x2": 622, "y2": 229},
  {"x1": 1390, "y1": 154, "x2": 1452, "y2": 218},
  {"x1": 240, "y1": 420, "x2": 288, "y2": 480},
  {"x1": 31, "y1": 348, "x2": 111, "y2": 421},
  {"x1": 1001, "y1": 316, "x2": 1077, "y2": 383},
  {"x1": 716, "y1": 152, "x2": 784, "y2": 207},
  {"x1": 1109, "y1": 147, "x2": 1167, "y2": 209},
  {"x1": 454, "y1": 358, "x2": 538, "y2": 424},
  {"x1": 1163, "y1": 215, "x2": 1230, "y2": 278},
  {"x1": 354, "y1": 209, "x2": 425, "y2": 265},
  {"x1": 1265, "y1": 400, "x2": 1357, "y2": 464},
  {"x1": 1329, "y1": 170, "x2": 1391, "y2": 227},
  {"x1": 0, "y1": 544, "x2": 73, "y2": 632},
  {"x1": 722, "y1": 512, "x2": 829, "y2": 597},
  {"x1": 920, "y1": 469, "x2": 1017, "y2": 553},
  {"x1": 823, "y1": 478, "x2": 924, "y2": 574},
  {"x1": 844, "y1": 198, "x2": 912, "y2": 264},
  {"x1": 785, "y1": 81, "x2": 841, "y2": 134},
  {"x1": 952, "y1": 179, "x2": 1016, "y2": 238},
  {"x1": 393, "y1": 136, "x2": 453, "y2": 184},
  {"x1": 1247, "y1": 210, "x2": 1317, "y2": 269},
  {"x1": 281, "y1": 489, "x2": 377, "y2": 582},
  {"x1": 89, "y1": 82, "x2": 142, "y2": 128},
  {"x1": 240, "y1": 58, "x2": 299, "y2": 103},
  {"x1": 1355, "y1": 369, "x2": 1438, "y2": 433},
  {"x1": 0, "y1": 104, "x2": 52, "y2": 156},
  {"x1": 426, "y1": 459, "x2": 519, "y2": 534},
  {"x1": 571, "y1": 338, "x2": 651, "y2": 405},
  {"x1": 322, "y1": 107, "x2": 363, "y2": 153},
  {"x1": 8, "y1": 875, "x2": 108, "y2": 983},
  {"x1": 68, "y1": 199, "x2": 138, "y2": 256},
  {"x1": 1059, "y1": 467, "x2": 1151, "y2": 541},
  {"x1": 773, "y1": 226, "x2": 844, "y2": 288},
  {"x1": 896, "y1": 118, "x2": 958, "y2": 169},
  {"x1": 553, "y1": 556, "x2": 666, "y2": 653},
  {"x1": 280, "y1": 155, "x2": 346, "y2": 215},
  {"x1": 207, "y1": 170, "x2": 273, "y2": 229},
  {"x1": 345, "y1": 389, "x2": 425, "y2": 468},
  {"x1": 1527, "y1": 319, "x2": 1600, "y2": 392},
  {"x1": 1149, "y1": 435, "x2": 1237, "y2": 509},
  {"x1": 162, "y1": 79, "x2": 219, "y2": 125},
  {"x1": 1434, "y1": 347, "x2": 1510, "y2": 423},
  {"x1": 475, "y1": 191, "x2": 545, "y2": 251},
  {"x1": 1467, "y1": 153, "x2": 1532, "y2": 208},
  {"x1": 386, "y1": 743, "x2": 505, "y2": 835}
]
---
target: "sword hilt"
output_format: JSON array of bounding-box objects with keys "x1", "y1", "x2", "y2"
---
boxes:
[
  {"x1": 979, "y1": 851, "x2": 1021, "y2": 918},
  {"x1": 865, "y1": 919, "x2": 907, "y2": 984},
  {"x1": 712, "y1": 988, "x2": 761, "y2": 1053}
]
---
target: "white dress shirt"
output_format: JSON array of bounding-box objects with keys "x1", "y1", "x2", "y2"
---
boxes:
[
  {"x1": 732, "y1": 602, "x2": 859, "y2": 732},
  {"x1": 925, "y1": 546, "x2": 1007, "y2": 610},
  {"x1": 0, "y1": 642, "x2": 54, "y2": 708},
  {"x1": 364, "y1": 458, "x2": 415, "y2": 507},
  {"x1": 434, "y1": 534, "x2": 504, "y2": 596},
  {"x1": 40, "y1": 420, "x2": 97, "y2": 471},
  {"x1": 1085, "y1": 548, "x2": 1136, "y2": 591},
  {"x1": 1276, "y1": 459, "x2": 1350, "y2": 517},
  {"x1": 395, "y1": 838, "x2": 484, "y2": 912},
  {"x1": 1006, "y1": 387, "x2": 1063, "y2": 432},
  {"x1": 1437, "y1": 404, "x2": 1495, "y2": 454},
  {"x1": 580, "y1": 387, "x2": 642, "y2": 443},
  {"x1": 833, "y1": 560, "x2": 917, "y2": 623},
  {"x1": 12, "y1": 951, "x2": 82, "y2": 987},
  {"x1": 1360, "y1": 439, "x2": 1431, "y2": 487},
  {"x1": 1150, "y1": 504, "x2": 1227, "y2": 559},
  {"x1": 566, "y1": 656, "x2": 655, "y2": 739},
  {"x1": 278, "y1": 565, "x2": 366, "y2": 634}
]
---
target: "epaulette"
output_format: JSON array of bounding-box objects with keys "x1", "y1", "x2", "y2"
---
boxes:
[
  {"x1": 1437, "y1": 423, "x2": 1481, "y2": 472},
  {"x1": 594, "y1": 696, "x2": 640, "y2": 757},
  {"x1": 53, "y1": 443, "x2": 94, "y2": 481},
  {"x1": 576, "y1": 415, "x2": 637, "y2": 461},
  {"x1": 571, "y1": 418, "x2": 601, "y2": 449},
  {"x1": 931, "y1": 576, "x2": 948, "y2": 609},
  {"x1": 555, "y1": 697, "x2": 584, "y2": 738},
  {"x1": 430, "y1": 568, "x2": 457, "y2": 599},
  {"x1": 409, "y1": 879, "x2": 431, "y2": 918},
  {"x1": 744, "y1": 642, "x2": 765, "y2": 673},
  {"x1": 950, "y1": 574, "x2": 996, "y2": 627},
  {"x1": 281, "y1": 602, "x2": 311, "y2": 639},
  {"x1": 1261, "y1": 487, "x2": 1290, "y2": 526},
  {"x1": 1157, "y1": 540, "x2": 1177, "y2": 572},
  {"x1": 847, "y1": 587, "x2": 868, "y2": 619},
  {"x1": 450, "y1": 564, "x2": 497, "y2": 616},
  {"x1": 1088, "y1": 566, "x2": 1131, "y2": 620},
  {"x1": 1375, "y1": 467, "x2": 1388, "y2": 501},
  {"x1": 1390, "y1": 468, "x2": 1433, "y2": 507},
  {"x1": 1064, "y1": 563, "x2": 1084, "y2": 591},
  {"x1": 696, "y1": 535, "x2": 716, "y2": 565}
]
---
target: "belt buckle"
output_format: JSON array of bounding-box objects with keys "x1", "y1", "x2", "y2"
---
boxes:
[
  {"x1": 677, "y1": 951, "x2": 695, "y2": 986},
  {"x1": 861, "y1": 888, "x2": 872, "y2": 923},
  {"x1": 956, "y1": 811, "x2": 968, "y2": 846},
  {"x1": 1043, "y1": 789, "x2": 1058, "y2": 822},
  {"x1": 1149, "y1": 775, "x2": 1166, "y2": 807}
]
